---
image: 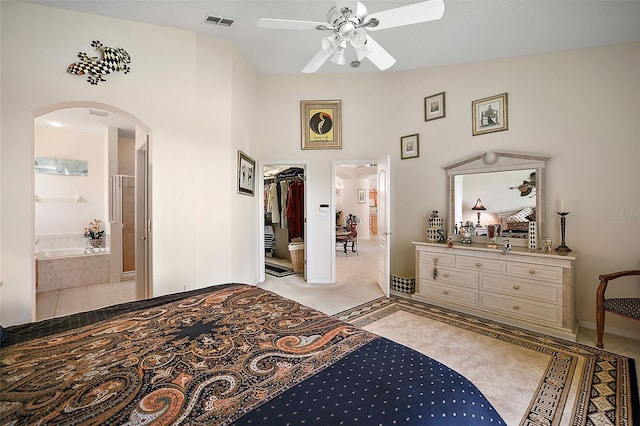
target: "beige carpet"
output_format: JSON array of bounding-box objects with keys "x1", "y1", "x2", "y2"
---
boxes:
[{"x1": 335, "y1": 296, "x2": 637, "y2": 426}]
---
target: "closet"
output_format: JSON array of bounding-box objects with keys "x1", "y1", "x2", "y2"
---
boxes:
[{"x1": 264, "y1": 166, "x2": 305, "y2": 271}]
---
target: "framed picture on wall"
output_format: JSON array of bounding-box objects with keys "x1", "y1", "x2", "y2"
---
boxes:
[
  {"x1": 472, "y1": 93, "x2": 508, "y2": 136},
  {"x1": 424, "y1": 92, "x2": 445, "y2": 121},
  {"x1": 400, "y1": 133, "x2": 419, "y2": 159},
  {"x1": 357, "y1": 189, "x2": 366, "y2": 204},
  {"x1": 237, "y1": 150, "x2": 255, "y2": 196},
  {"x1": 301, "y1": 99, "x2": 342, "y2": 150}
]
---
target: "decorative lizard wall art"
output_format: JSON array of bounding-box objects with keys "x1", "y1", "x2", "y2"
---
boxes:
[{"x1": 68, "y1": 40, "x2": 131, "y2": 85}]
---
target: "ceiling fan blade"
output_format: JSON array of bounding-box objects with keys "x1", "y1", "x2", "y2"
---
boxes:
[
  {"x1": 302, "y1": 49, "x2": 332, "y2": 73},
  {"x1": 258, "y1": 18, "x2": 328, "y2": 30},
  {"x1": 364, "y1": 35, "x2": 396, "y2": 70},
  {"x1": 366, "y1": 0, "x2": 445, "y2": 31}
]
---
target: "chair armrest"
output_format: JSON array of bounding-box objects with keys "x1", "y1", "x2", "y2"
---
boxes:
[
  {"x1": 597, "y1": 270, "x2": 640, "y2": 305},
  {"x1": 598, "y1": 270, "x2": 640, "y2": 282}
]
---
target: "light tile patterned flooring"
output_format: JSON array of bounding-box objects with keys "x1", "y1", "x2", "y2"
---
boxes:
[{"x1": 36, "y1": 280, "x2": 136, "y2": 321}]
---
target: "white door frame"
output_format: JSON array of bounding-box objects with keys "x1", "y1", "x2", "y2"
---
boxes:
[
  {"x1": 135, "y1": 131, "x2": 151, "y2": 299},
  {"x1": 331, "y1": 159, "x2": 390, "y2": 292},
  {"x1": 376, "y1": 156, "x2": 391, "y2": 298}
]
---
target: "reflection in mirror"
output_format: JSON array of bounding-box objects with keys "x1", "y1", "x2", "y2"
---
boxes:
[{"x1": 445, "y1": 152, "x2": 549, "y2": 248}]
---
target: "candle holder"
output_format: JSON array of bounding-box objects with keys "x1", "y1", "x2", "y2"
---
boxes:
[{"x1": 554, "y1": 212, "x2": 572, "y2": 252}]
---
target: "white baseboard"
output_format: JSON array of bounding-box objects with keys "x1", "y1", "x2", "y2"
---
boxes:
[{"x1": 579, "y1": 320, "x2": 640, "y2": 341}]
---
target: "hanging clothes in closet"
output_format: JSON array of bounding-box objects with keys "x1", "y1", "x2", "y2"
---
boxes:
[
  {"x1": 266, "y1": 182, "x2": 280, "y2": 225},
  {"x1": 264, "y1": 224, "x2": 275, "y2": 256},
  {"x1": 264, "y1": 167, "x2": 304, "y2": 242},
  {"x1": 287, "y1": 178, "x2": 304, "y2": 240}
]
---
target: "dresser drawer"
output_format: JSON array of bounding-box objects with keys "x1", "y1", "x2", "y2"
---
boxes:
[
  {"x1": 507, "y1": 262, "x2": 563, "y2": 284},
  {"x1": 457, "y1": 256, "x2": 506, "y2": 274},
  {"x1": 421, "y1": 265, "x2": 478, "y2": 288},
  {"x1": 480, "y1": 293, "x2": 561, "y2": 326},
  {"x1": 419, "y1": 251, "x2": 455, "y2": 267},
  {"x1": 420, "y1": 281, "x2": 478, "y2": 307},
  {"x1": 480, "y1": 275, "x2": 561, "y2": 304}
]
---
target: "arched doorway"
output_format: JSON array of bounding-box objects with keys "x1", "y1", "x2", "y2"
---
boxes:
[{"x1": 33, "y1": 101, "x2": 151, "y2": 318}]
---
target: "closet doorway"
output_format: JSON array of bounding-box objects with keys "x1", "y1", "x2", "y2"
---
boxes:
[{"x1": 261, "y1": 162, "x2": 307, "y2": 282}]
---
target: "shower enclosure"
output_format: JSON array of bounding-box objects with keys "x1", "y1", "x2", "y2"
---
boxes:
[{"x1": 112, "y1": 174, "x2": 136, "y2": 280}]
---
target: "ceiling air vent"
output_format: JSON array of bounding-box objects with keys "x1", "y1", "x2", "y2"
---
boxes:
[{"x1": 203, "y1": 14, "x2": 234, "y2": 27}]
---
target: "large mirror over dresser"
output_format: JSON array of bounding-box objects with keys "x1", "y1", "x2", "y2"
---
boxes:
[
  {"x1": 445, "y1": 151, "x2": 548, "y2": 247},
  {"x1": 413, "y1": 151, "x2": 578, "y2": 341}
]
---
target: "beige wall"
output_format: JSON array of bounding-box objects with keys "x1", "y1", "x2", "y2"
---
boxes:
[
  {"x1": 254, "y1": 43, "x2": 640, "y2": 339},
  {"x1": 0, "y1": 1, "x2": 259, "y2": 325},
  {"x1": 34, "y1": 126, "x2": 106, "y2": 236},
  {"x1": 1, "y1": 1, "x2": 638, "y2": 340}
]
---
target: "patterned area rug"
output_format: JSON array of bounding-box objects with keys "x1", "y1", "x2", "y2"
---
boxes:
[
  {"x1": 265, "y1": 261, "x2": 295, "y2": 277},
  {"x1": 335, "y1": 296, "x2": 639, "y2": 426}
]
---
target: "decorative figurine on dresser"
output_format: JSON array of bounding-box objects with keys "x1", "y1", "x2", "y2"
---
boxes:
[
  {"x1": 460, "y1": 221, "x2": 475, "y2": 244},
  {"x1": 412, "y1": 151, "x2": 578, "y2": 341},
  {"x1": 502, "y1": 238, "x2": 511, "y2": 254},
  {"x1": 427, "y1": 210, "x2": 445, "y2": 242}
]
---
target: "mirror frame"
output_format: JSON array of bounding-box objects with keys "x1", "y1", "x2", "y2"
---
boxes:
[{"x1": 444, "y1": 151, "x2": 550, "y2": 248}]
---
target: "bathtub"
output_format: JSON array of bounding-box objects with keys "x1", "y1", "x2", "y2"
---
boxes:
[
  {"x1": 36, "y1": 248, "x2": 111, "y2": 292},
  {"x1": 38, "y1": 247, "x2": 109, "y2": 258}
]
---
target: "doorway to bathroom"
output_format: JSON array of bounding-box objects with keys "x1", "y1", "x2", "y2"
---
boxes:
[{"x1": 33, "y1": 103, "x2": 151, "y2": 319}]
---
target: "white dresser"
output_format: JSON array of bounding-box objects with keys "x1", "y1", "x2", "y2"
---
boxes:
[{"x1": 412, "y1": 242, "x2": 578, "y2": 341}]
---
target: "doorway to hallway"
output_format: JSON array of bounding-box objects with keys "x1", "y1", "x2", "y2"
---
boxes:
[{"x1": 333, "y1": 160, "x2": 389, "y2": 296}]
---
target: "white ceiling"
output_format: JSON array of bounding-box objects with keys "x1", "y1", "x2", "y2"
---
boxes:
[
  {"x1": 27, "y1": 0, "x2": 640, "y2": 134},
  {"x1": 24, "y1": 0, "x2": 640, "y2": 75},
  {"x1": 35, "y1": 108, "x2": 137, "y2": 137}
]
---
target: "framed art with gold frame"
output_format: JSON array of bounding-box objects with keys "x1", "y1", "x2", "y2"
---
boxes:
[
  {"x1": 301, "y1": 99, "x2": 342, "y2": 150},
  {"x1": 472, "y1": 93, "x2": 508, "y2": 136}
]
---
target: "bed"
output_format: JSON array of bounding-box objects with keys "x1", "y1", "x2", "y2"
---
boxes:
[
  {"x1": 1, "y1": 284, "x2": 504, "y2": 425},
  {"x1": 495, "y1": 206, "x2": 535, "y2": 239}
]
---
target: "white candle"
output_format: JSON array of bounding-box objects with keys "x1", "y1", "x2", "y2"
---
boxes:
[{"x1": 559, "y1": 199, "x2": 565, "y2": 212}]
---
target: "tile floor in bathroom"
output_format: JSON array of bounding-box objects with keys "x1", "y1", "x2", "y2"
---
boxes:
[{"x1": 36, "y1": 280, "x2": 136, "y2": 321}]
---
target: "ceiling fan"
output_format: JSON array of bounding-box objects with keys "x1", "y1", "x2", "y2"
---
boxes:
[{"x1": 258, "y1": 0, "x2": 445, "y2": 73}]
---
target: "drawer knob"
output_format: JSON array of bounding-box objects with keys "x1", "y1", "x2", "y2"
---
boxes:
[
  {"x1": 475, "y1": 262, "x2": 482, "y2": 267},
  {"x1": 443, "y1": 273, "x2": 450, "y2": 277},
  {"x1": 513, "y1": 285, "x2": 520, "y2": 290},
  {"x1": 528, "y1": 270, "x2": 536, "y2": 275},
  {"x1": 513, "y1": 305, "x2": 520, "y2": 310},
  {"x1": 443, "y1": 290, "x2": 449, "y2": 295}
]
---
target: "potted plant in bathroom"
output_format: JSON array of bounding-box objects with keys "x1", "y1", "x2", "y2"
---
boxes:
[{"x1": 83, "y1": 219, "x2": 105, "y2": 248}]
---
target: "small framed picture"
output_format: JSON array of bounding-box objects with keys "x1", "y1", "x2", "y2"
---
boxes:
[
  {"x1": 472, "y1": 93, "x2": 508, "y2": 136},
  {"x1": 400, "y1": 133, "x2": 419, "y2": 159},
  {"x1": 237, "y1": 150, "x2": 255, "y2": 196},
  {"x1": 424, "y1": 92, "x2": 445, "y2": 121},
  {"x1": 300, "y1": 99, "x2": 342, "y2": 150},
  {"x1": 357, "y1": 189, "x2": 366, "y2": 204}
]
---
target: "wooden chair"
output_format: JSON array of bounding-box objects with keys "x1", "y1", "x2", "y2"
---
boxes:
[
  {"x1": 336, "y1": 220, "x2": 359, "y2": 256},
  {"x1": 596, "y1": 270, "x2": 640, "y2": 348}
]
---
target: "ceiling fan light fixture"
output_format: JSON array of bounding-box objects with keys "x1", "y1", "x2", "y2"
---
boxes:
[
  {"x1": 331, "y1": 48, "x2": 346, "y2": 65},
  {"x1": 321, "y1": 34, "x2": 341, "y2": 53},
  {"x1": 350, "y1": 28, "x2": 367, "y2": 49}
]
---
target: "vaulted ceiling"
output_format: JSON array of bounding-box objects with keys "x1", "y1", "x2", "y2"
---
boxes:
[{"x1": 23, "y1": 0, "x2": 640, "y2": 75}]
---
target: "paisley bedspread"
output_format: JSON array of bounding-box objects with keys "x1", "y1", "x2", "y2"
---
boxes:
[{"x1": 1, "y1": 284, "x2": 504, "y2": 425}]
